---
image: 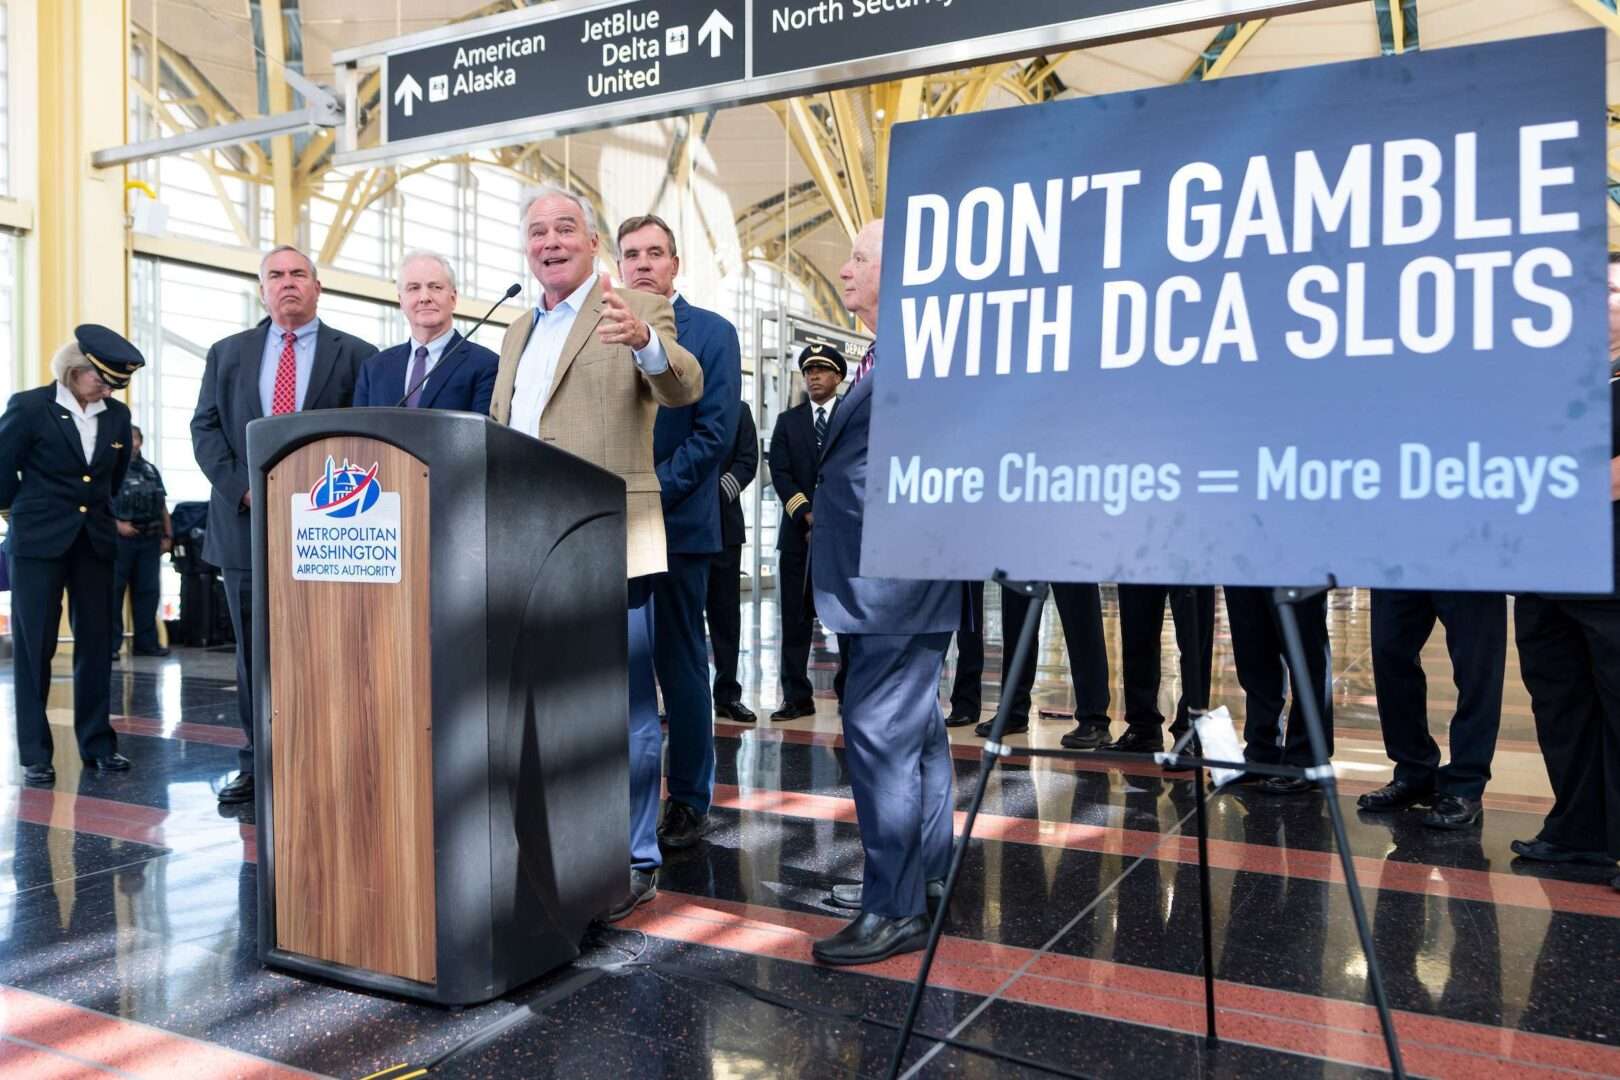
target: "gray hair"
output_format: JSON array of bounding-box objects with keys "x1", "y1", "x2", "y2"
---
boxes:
[
  {"x1": 397, "y1": 249, "x2": 458, "y2": 292},
  {"x1": 258, "y1": 244, "x2": 319, "y2": 282},
  {"x1": 50, "y1": 341, "x2": 93, "y2": 385},
  {"x1": 520, "y1": 185, "x2": 599, "y2": 238}
]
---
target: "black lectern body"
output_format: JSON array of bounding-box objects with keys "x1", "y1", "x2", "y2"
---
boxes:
[{"x1": 246, "y1": 409, "x2": 628, "y2": 1005}]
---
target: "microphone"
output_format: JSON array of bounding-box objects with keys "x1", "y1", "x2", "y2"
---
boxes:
[{"x1": 395, "y1": 282, "x2": 522, "y2": 408}]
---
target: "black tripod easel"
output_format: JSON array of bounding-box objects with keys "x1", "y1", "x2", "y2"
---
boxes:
[{"x1": 883, "y1": 575, "x2": 1406, "y2": 1080}]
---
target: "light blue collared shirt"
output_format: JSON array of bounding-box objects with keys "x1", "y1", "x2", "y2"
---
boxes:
[
  {"x1": 508, "y1": 276, "x2": 668, "y2": 436},
  {"x1": 406, "y1": 326, "x2": 456, "y2": 379},
  {"x1": 258, "y1": 318, "x2": 320, "y2": 414}
]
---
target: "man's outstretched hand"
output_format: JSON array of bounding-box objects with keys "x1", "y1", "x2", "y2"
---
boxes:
[{"x1": 597, "y1": 274, "x2": 652, "y2": 351}]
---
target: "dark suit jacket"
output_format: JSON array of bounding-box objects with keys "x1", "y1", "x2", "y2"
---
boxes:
[
  {"x1": 769, "y1": 398, "x2": 832, "y2": 554},
  {"x1": 0, "y1": 385, "x2": 132, "y2": 559},
  {"x1": 719, "y1": 402, "x2": 757, "y2": 548},
  {"x1": 190, "y1": 317, "x2": 375, "y2": 570},
  {"x1": 809, "y1": 370, "x2": 964, "y2": 636},
  {"x1": 352, "y1": 330, "x2": 499, "y2": 413},
  {"x1": 653, "y1": 296, "x2": 740, "y2": 556}
]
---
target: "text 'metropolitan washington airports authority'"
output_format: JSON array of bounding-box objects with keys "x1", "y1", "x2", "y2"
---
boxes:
[{"x1": 337, "y1": 0, "x2": 1357, "y2": 164}]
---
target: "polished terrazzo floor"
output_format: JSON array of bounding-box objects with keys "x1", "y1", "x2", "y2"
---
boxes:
[{"x1": 0, "y1": 585, "x2": 1614, "y2": 1078}]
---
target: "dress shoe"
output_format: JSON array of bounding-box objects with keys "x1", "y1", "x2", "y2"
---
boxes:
[
  {"x1": 812, "y1": 912, "x2": 930, "y2": 966},
  {"x1": 1612, "y1": 873, "x2": 1619, "y2": 894},
  {"x1": 1100, "y1": 726, "x2": 1163, "y2": 755},
  {"x1": 84, "y1": 752, "x2": 132, "y2": 772},
  {"x1": 975, "y1": 716, "x2": 1029, "y2": 738},
  {"x1": 944, "y1": 709, "x2": 980, "y2": 728},
  {"x1": 770, "y1": 700, "x2": 817, "y2": 722},
  {"x1": 132, "y1": 646, "x2": 171, "y2": 657},
  {"x1": 1060, "y1": 720, "x2": 1111, "y2": 750},
  {"x1": 603, "y1": 868, "x2": 658, "y2": 923},
  {"x1": 828, "y1": 879, "x2": 946, "y2": 920},
  {"x1": 1260, "y1": 775, "x2": 1318, "y2": 796},
  {"x1": 1356, "y1": 779, "x2": 1433, "y2": 812},
  {"x1": 216, "y1": 772, "x2": 254, "y2": 805},
  {"x1": 1423, "y1": 794, "x2": 1482, "y2": 830},
  {"x1": 22, "y1": 763, "x2": 55, "y2": 786},
  {"x1": 656, "y1": 800, "x2": 708, "y2": 850},
  {"x1": 715, "y1": 700, "x2": 757, "y2": 723},
  {"x1": 1510, "y1": 838, "x2": 1617, "y2": 866}
]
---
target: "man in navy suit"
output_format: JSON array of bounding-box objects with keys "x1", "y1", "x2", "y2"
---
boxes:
[
  {"x1": 191, "y1": 245, "x2": 376, "y2": 806},
  {"x1": 811, "y1": 219, "x2": 967, "y2": 966},
  {"x1": 354, "y1": 251, "x2": 499, "y2": 412},
  {"x1": 616, "y1": 215, "x2": 740, "y2": 851}
]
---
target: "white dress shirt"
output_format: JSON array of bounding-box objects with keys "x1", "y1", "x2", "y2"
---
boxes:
[
  {"x1": 407, "y1": 326, "x2": 456, "y2": 378},
  {"x1": 55, "y1": 382, "x2": 106, "y2": 461},
  {"x1": 508, "y1": 275, "x2": 669, "y2": 437}
]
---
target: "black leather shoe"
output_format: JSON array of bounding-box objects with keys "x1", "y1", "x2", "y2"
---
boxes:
[
  {"x1": 944, "y1": 709, "x2": 979, "y2": 728},
  {"x1": 1261, "y1": 776, "x2": 1318, "y2": 796},
  {"x1": 84, "y1": 752, "x2": 132, "y2": 772},
  {"x1": 23, "y1": 763, "x2": 55, "y2": 786},
  {"x1": 1060, "y1": 720, "x2": 1110, "y2": 750},
  {"x1": 216, "y1": 772, "x2": 254, "y2": 805},
  {"x1": 812, "y1": 912, "x2": 930, "y2": 966},
  {"x1": 1100, "y1": 726, "x2": 1164, "y2": 755},
  {"x1": 656, "y1": 800, "x2": 709, "y2": 850},
  {"x1": 1356, "y1": 779, "x2": 1433, "y2": 812},
  {"x1": 770, "y1": 700, "x2": 817, "y2": 722},
  {"x1": 132, "y1": 646, "x2": 171, "y2": 657},
  {"x1": 1424, "y1": 794, "x2": 1481, "y2": 830},
  {"x1": 715, "y1": 700, "x2": 757, "y2": 723},
  {"x1": 828, "y1": 879, "x2": 946, "y2": 920},
  {"x1": 975, "y1": 716, "x2": 1029, "y2": 738},
  {"x1": 1511, "y1": 838, "x2": 1617, "y2": 866},
  {"x1": 603, "y1": 868, "x2": 658, "y2": 923}
]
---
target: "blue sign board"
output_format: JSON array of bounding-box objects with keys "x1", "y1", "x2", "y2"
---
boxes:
[{"x1": 861, "y1": 31, "x2": 1611, "y2": 592}]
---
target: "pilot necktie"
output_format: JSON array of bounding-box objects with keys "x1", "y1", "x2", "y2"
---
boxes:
[{"x1": 814, "y1": 405, "x2": 827, "y2": 450}]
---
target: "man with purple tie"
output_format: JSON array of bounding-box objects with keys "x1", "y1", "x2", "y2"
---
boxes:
[{"x1": 354, "y1": 251, "x2": 499, "y2": 412}]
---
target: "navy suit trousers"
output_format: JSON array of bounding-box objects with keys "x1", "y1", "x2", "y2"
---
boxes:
[
  {"x1": 842, "y1": 631, "x2": 953, "y2": 918},
  {"x1": 654, "y1": 553, "x2": 715, "y2": 815},
  {"x1": 628, "y1": 576, "x2": 662, "y2": 872},
  {"x1": 1225, "y1": 586, "x2": 1334, "y2": 766}
]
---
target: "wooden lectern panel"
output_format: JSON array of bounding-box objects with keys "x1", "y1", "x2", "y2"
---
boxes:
[{"x1": 266, "y1": 437, "x2": 435, "y2": 984}]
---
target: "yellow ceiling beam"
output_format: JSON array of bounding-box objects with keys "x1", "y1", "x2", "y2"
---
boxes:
[
  {"x1": 780, "y1": 97, "x2": 859, "y2": 242},
  {"x1": 258, "y1": 0, "x2": 297, "y2": 245},
  {"x1": 827, "y1": 90, "x2": 875, "y2": 226},
  {"x1": 1572, "y1": 0, "x2": 1620, "y2": 35}
]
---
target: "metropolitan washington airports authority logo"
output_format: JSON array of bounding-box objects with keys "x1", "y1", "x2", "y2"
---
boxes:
[
  {"x1": 290, "y1": 455, "x2": 402, "y2": 582},
  {"x1": 308, "y1": 456, "x2": 381, "y2": 517}
]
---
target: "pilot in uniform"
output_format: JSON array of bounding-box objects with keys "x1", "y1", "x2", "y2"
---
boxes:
[{"x1": 0, "y1": 326, "x2": 144, "y2": 785}]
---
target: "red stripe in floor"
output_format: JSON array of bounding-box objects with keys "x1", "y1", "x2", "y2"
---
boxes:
[
  {"x1": 5, "y1": 787, "x2": 255, "y2": 863},
  {"x1": 711, "y1": 783, "x2": 1620, "y2": 919},
  {"x1": 624, "y1": 891, "x2": 1620, "y2": 1080},
  {"x1": 112, "y1": 715, "x2": 246, "y2": 748},
  {"x1": 0, "y1": 984, "x2": 320, "y2": 1079}
]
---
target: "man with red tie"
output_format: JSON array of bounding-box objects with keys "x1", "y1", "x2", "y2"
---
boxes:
[{"x1": 190, "y1": 245, "x2": 376, "y2": 806}]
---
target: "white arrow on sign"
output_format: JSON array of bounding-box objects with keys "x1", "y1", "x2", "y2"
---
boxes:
[
  {"x1": 697, "y1": 9, "x2": 733, "y2": 59},
  {"x1": 394, "y1": 72, "x2": 423, "y2": 117}
]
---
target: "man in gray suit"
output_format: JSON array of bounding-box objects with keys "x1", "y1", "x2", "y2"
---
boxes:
[
  {"x1": 810, "y1": 219, "x2": 968, "y2": 966},
  {"x1": 190, "y1": 245, "x2": 376, "y2": 806}
]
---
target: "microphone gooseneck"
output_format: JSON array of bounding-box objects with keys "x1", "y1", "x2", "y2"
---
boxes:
[{"x1": 394, "y1": 282, "x2": 522, "y2": 408}]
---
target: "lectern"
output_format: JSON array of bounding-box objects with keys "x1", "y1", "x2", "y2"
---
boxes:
[{"x1": 246, "y1": 409, "x2": 629, "y2": 1006}]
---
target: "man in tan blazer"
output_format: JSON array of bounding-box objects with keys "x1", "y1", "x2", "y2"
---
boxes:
[{"x1": 490, "y1": 185, "x2": 702, "y2": 920}]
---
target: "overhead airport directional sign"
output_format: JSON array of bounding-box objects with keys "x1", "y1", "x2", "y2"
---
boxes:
[
  {"x1": 333, "y1": 0, "x2": 1354, "y2": 165},
  {"x1": 380, "y1": 0, "x2": 745, "y2": 143}
]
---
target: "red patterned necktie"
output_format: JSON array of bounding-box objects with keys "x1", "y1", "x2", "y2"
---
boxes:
[
  {"x1": 851, "y1": 345, "x2": 875, "y2": 385},
  {"x1": 271, "y1": 330, "x2": 298, "y2": 415}
]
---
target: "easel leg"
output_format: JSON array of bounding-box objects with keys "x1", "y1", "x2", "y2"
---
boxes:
[
  {"x1": 1273, "y1": 587, "x2": 1407, "y2": 1079},
  {"x1": 884, "y1": 579, "x2": 1049, "y2": 1080}
]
